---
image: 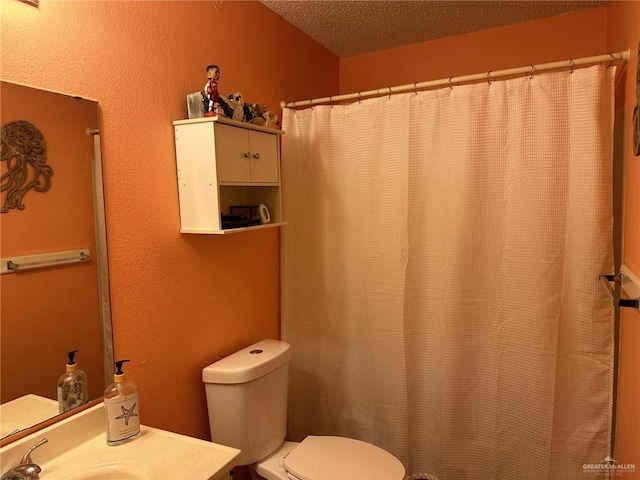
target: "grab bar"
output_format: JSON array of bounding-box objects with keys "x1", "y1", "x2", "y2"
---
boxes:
[
  {"x1": 599, "y1": 265, "x2": 640, "y2": 310},
  {"x1": 1, "y1": 249, "x2": 90, "y2": 275}
]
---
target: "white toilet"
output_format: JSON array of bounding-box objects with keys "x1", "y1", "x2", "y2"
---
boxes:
[{"x1": 202, "y1": 339, "x2": 405, "y2": 480}]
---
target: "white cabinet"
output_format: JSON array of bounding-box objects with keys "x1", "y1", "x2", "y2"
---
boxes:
[
  {"x1": 173, "y1": 117, "x2": 285, "y2": 234},
  {"x1": 215, "y1": 123, "x2": 279, "y2": 183}
]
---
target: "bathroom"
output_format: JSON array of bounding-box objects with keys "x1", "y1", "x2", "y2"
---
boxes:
[{"x1": 1, "y1": 1, "x2": 638, "y2": 479}]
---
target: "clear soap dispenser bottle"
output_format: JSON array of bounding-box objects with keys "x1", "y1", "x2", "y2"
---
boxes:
[
  {"x1": 103, "y1": 359, "x2": 141, "y2": 445},
  {"x1": 57, "y1": 349, "x2": 88, "y2": 413}
]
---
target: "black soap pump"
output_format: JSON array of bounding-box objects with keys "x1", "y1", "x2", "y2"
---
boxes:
[
  {"x1": 103, "y1": 359, "x2": 141, "y2": 445},
  {"x1": 56, "y1": 349, "x2": 88, "y2": 413}
]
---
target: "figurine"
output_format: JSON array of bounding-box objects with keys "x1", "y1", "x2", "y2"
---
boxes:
[{"x1": 202, "y1": 64, "x2": 221, "y2": 117}]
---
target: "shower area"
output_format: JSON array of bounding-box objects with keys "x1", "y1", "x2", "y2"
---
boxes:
[{"x1": 279, "y1": 56, "x2": 629, "y2": 480}]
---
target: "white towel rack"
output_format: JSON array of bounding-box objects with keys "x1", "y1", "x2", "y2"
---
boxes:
[{"x1": 1, "y1": 249, "x2": 90, "y2": 274}]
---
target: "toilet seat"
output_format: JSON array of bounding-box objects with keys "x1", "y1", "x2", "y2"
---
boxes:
[{"x1": 282, "y1": 435, "x2": 405, "y2": 480}]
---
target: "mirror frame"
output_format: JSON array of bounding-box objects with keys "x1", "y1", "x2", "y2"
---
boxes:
[{"x1": 0, "y1": 81, "x2": 114, "y2": 447}]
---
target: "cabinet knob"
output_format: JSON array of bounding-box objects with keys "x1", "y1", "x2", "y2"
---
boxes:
[
  {"x1": 252, "y1": 153, "x2": 261, "y2": 160},
  {"x1": 243, "y1": 152, "x2": 251, "y2": 159}
]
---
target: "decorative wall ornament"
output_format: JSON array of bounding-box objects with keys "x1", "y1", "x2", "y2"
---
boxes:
[
  {"x1": 634, "y1": 39, "x2": 640, "y2": 156},
  {"x1": 1, "y1": 120, "x2": 53, "y2": 213}
]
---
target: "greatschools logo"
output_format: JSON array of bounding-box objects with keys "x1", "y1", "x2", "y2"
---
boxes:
[{"x1": 583, "y1": 456, "x2": 636, "y2": 476}]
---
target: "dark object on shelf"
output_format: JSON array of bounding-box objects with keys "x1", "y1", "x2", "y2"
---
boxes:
[
  {"x1": 223, "y1": 205, "x2": 262, "y2": 229},
  {"x1": 230, "y1": 205, "x2": 260, "y2": 220},
  {"x1": 221, "y1": 214, "x2": 261, "y2": 229}
]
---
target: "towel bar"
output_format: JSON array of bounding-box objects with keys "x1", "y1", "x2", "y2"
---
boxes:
[
  {"x1": 1, "y1": 249, "x2": 90, "y2": 274},
  {"x1": 599, "y1": 265, "x2": 640, "y2": 310}
]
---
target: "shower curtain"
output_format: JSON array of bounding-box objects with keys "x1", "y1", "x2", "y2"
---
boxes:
[{"x1": 280, "y1": 65, "x2": 615, "y2": 480}]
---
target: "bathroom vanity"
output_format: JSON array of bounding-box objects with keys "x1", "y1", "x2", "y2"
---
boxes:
[{"x1": 0, "y1": 403, "x2": 240, "y2": 479}]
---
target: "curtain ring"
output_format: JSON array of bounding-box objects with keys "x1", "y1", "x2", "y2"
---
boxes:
[
  {"x1": 388, "y1": 86, "x2": 392, "y2": 100},
  {"x1": 310, "y1": 98, "x2": 315, "y2": 110},
  {"x1": 487, "y1": 71, "x2": 492, "y2": 84},
  {"x1": 449, "y1": 76, "x2": 454, "y2": 89},
  {"x1": 414, "y1": 82, "x2": 418, "y2": 95},
  {"x1": 569, "y1": 59, "x2": 574, "y2": 74},
  {"x1": 329, "y1": 96, "x2": 333, "y2": 108},
  {"x1": 529, "y1": 65, "x2": 536, "y2": 80},
  {"x1": 607, "y1": 53, "x2": 615, "y2": 68},
  {"x1": 357, "y1": 92, "x2": 361, "y2": 104}
]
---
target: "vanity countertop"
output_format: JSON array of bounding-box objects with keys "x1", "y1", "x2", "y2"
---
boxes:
[{"x1": 0, "y1": 403, "x2": 240, "y2": 480}]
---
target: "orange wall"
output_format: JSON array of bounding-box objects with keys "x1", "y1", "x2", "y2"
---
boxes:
[
  {"x1": 340, "y1": 8, "x2": 607, "y2": 95},
  {"x1": 1, "y1": 81, "x2": 104, "y2": 403},
  {"x1": 1, "y1": 0, "x2": 339, "y2": 441},
  {"x1": 607, "y1": 2, "x2": 640, "y2": 477}
]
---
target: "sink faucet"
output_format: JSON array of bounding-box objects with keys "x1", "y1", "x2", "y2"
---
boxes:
[{"x1": 1, "y1": 438, "x2": 48, "y2": 480}]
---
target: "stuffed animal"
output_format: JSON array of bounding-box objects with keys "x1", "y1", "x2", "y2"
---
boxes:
[
  {"x1": 215, "y1": 94, "x2": 280, "y2": 128},
  {"x1": 263, "y1": 111, "x2": 279, "y2": 128},
  {"x1": 215, "y1": 95, "x2": 232, "y2": 119},
  {"x1": 226, "y1": 92, "x2": 246, "y2": 121},
  {"x1": 246, "y1": 103, "x2": 268, "y2": 126}
]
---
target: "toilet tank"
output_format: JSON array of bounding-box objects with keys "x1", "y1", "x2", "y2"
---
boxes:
[{"x1": 202, "y1": 339, "x2": 290, "y2": 466}]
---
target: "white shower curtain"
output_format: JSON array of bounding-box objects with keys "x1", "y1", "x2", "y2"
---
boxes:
[{"x1": 281, "y1": 65, "x2": 615, "y2": 480}]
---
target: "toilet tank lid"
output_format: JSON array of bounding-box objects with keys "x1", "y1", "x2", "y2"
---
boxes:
[{"x1": 202, "y1": 339, "x2": 290, "y2": 384}]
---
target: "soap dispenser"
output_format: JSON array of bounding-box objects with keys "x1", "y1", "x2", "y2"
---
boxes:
[
  {"x1": 56, "y1": 349, "x2": 88, "y2": 413},
  {"x1": 103, "y1": 359, "x2": 140, "y2": 446}
]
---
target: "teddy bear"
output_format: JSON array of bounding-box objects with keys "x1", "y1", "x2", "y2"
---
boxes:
[{"x1": 226, "y1": 92, "x2": 246, "y2": 122}]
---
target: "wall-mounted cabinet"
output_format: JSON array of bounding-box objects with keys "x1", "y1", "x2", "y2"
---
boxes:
[{"x1": 173, "y1": 117, "x2": 285, "y2": 234}]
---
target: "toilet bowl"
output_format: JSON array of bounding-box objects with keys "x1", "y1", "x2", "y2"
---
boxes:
[{"x1": 202, "y1": 339, "x2": 405, "y2": 480}]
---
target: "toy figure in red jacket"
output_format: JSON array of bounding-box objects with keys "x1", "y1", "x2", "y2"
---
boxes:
[{"x1": 203, "y1": 64, "x2": 221, "y2": 117}]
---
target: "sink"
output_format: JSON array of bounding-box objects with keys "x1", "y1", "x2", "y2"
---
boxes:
[
  {"x1": 0, "y1": 404, "x2": 241, "y2": 480},
  {"x1": 65, "y1": 461, "x2": 153, "y2": 480},
  {"x1": 1, "y1": 395, "x2": 58, "y2": 438}
]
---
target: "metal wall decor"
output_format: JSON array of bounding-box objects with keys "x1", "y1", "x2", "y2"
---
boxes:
[
  {"x1": 634, "y1": 39, "x2": 640, "y2": 156},
  {"x1": 1, "y1": 120, "x2": 53, "y2": 213}
]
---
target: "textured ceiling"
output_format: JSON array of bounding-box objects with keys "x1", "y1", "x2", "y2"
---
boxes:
[{"x1": 260, "y1": 1, "x2": 606, "y2": 58}]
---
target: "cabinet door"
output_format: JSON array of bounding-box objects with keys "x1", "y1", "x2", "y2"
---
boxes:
[
  {"x1": 214, "y1": 123, "x2": 251, "y2": 182},
  {"x1": 248, "y1": 130, "x2": 279, "y2": 183}
]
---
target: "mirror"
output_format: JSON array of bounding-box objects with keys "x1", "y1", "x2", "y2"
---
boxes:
[{"x1": 0, "y1": 81, "x2": 114, "y2": 444}]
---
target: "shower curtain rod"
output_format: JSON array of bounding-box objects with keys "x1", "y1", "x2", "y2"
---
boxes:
[{"x1": 280, "y1": 49, "x2": 630, "y2": 109}]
